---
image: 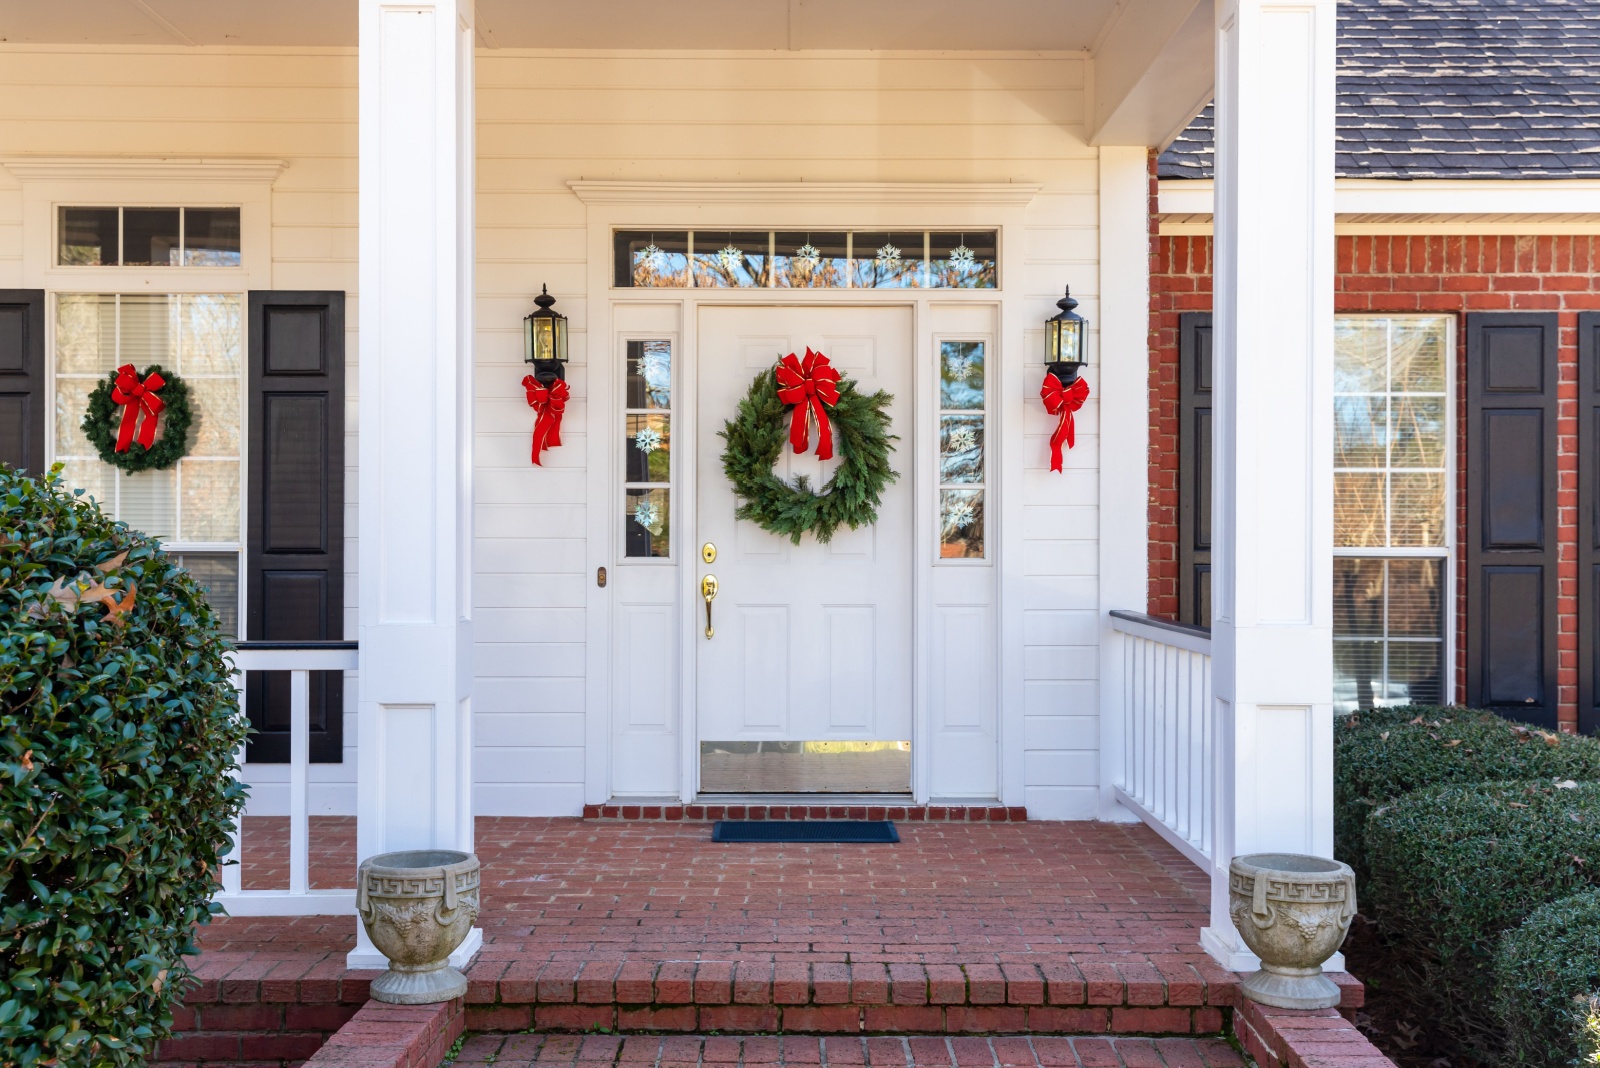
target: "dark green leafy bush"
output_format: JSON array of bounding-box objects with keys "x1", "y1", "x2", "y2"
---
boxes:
[
  {"x1": 1364, "y1": 780, "x2": 1600, "y2": 1064},
  {"x1": 1334, "y1": 704, "x2": 1600, "y2": 883},
  {"x1": 1494, "y1": 889, "x2": 1600, "y2": 1067},
  {"x1": 0, "y1": 466, "x2": 247, "y2": 1067}
]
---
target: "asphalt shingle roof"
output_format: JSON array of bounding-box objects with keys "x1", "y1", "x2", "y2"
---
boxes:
[{"x1": 1157, "y1": 0, "x2": 1600, "y2": 180}]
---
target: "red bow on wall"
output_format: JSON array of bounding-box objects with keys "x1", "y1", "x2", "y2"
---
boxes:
[
  {"x1": 523, "y1": 374, "x2": 569, "y2": 466},
  {"x1": 774, "y1": 348, "x2": 842, "y2": 461},
  {"x1": 110, "y1": 364, "x2": 166, "y2": 453},
  {"x1": 1040, "y1": 373, "x2": 1090, "y2": 473}
]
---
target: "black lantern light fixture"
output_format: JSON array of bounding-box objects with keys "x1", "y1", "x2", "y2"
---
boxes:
[
  {"x1": 524, "y1": 284, "x2": 569, "y2": 382},
  {"x1": 1044, "y1": 285, "x2": 1088, "y2": 386}
]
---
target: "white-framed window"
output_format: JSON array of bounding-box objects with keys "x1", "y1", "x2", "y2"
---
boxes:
[
  {"x1": 623, "y1": 339, "x2": 673, "y2": 558},
  {"x1": 1333, "y1": 315, "x2": 1453, "y2": 713},
  {"x1": 937, "y1": 339, "x2": 987, "y2": 559},
  {"x1": 51, "y1": 291, "x2": 245, "y2": 635}
]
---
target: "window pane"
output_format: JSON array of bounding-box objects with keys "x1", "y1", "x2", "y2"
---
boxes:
[
  {"x1": 1392, "y1": 318, "x2": 1449, "y2": 393},
  {"x1": 55, "y1": 294, "x2": 117, "y2": 373},
  {"x1": 626, "y1": 339, "x2": 672, "y2": 409},
  {"x1": 1391, "y1": 472, "x2": 1446, "y2": 547},
  {"x1": 120, "y1": 468, "x2": 177, "y2": 539},
  {"x1": 1390, "y1": 396, "x2": 1446, "y2": 468},
  {"x1": 122, "y1": 208, "x2": 181, "y2": 267},
  {"x1": 1387, "y1": 558, "x2": 1444, "y2": 638},
  {"x1": 1387, "y1": 642, "x2": 1444, "y2": 707},
  {"x1": 119, "y1": 294, "x2": 179, "y2": 367},
  {"x1": 691, "y1": 231, "x2": 769, "y2": 288},
  {"x1": 174, "y1": 551, "x2": 239, "y2": 637},
  {"x1": 1334, "y1": 396, "x2": 1387, "y2": 468},
  {"x1": 939, "y1": 415, "x2": 984, "y2": 484},
  {"x1": 774, "y1": 232, "x2": 849, "y2": 289},
  {"x1": 625, "y1": 487, "x2": 670, "y2": 558},
  {"x1": 940, "y1": 341, "x2": 985, "y2": 409},
  {"x1": 59, "y1": 207, "x2": 119, "y2": 266},
  {"x1": 1334, "y1": 318, "x2": 1388, "y2": 393},
  {"x1": 181, "y1": 294, "x2": 243, "y2": 376},
  {"x1": 625, "y1": 414, "x2": 671, "y2": 483},
  {"x1": 940, "y1": 489, "x2": 984, "y2": 559},
  {"x1": 188, "y1": 377, "x2": 241, "y2": 456},
  {"x1": 1334, "y1": 639, "x2": 1385, "y2": 714},
  {"x1": 57, "y1": 459, "x2": 115, "y2": 511},
  {"x1": 1333, "y1": 557, "x2": 1385, "y2": 637},
  {"x1": 1335, "y1": 471, "x2": 1386, "y2": 547},
  {"x1": 180, "y1": 460, "x2": 241, "y2": 541},
  {"x1": 929, "y1": 232, "x2": 997, "y2": 289},
  {"x1": 853, "y1": 232, "x2": 924, "y2": 289},
  {"x1": 184, "y1": 208, "x2": 242, "y2": 266},
  {"x1": 54, "y1": 376, "x2": 99, "y2": 457},
  {"x1": 614, "y1": 231, "x2": 689, "y2": 287}
]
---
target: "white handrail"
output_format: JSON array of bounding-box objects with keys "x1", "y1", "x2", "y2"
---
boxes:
[
  {"x1": 1109, "y1": 612, "x2": 1214, "y2": 869},
  {"x1": 216, "y1": 642, "x2": 358, "y2": 916}
]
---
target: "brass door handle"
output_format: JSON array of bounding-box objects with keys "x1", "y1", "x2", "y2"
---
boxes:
[{"x1": 700, "y1": 574, "x2": 719, "y2": 638}]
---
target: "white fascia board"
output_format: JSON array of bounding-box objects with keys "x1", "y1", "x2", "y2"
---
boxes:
[{"x1": 1160, "y1": 178, "x2": 1600, "y2": 217}]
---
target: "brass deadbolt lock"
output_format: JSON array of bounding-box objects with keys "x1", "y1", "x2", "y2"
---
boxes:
[{"x1": 702, "y1": 542, "x2": 717, "y2": 563}]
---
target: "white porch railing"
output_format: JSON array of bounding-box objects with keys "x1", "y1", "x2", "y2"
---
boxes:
[
  {"x1": 215, "y1": 641, "x2": 359, "y2": 916},
  {"x1": 1109, "y1": 611, "x2": 1214, "y2": 868}
]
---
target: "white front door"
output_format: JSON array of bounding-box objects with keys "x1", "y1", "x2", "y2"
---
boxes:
[{"x1": 695, "y1": 305, "x2": 914, "y2": 793}]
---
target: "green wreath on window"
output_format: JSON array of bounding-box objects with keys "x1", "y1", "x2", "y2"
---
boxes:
[
  {"x1": 81, "y1": 363, "x2": 194, "y2": 474},
  {"x1": 719, "y1": 354, "x2": 898, "y2": 545}
]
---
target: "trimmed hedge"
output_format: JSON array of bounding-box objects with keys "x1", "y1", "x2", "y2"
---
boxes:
[
  {"x1": 1494, "y1": 890, "x2": 1600, "y2": 1067},
  {"x1": 0, "y1": 467, "x2": 248, "y2": 1067},
  {"x1": 1364, "y1": 780, "x2": 1600, "y2": 1063},
  {"x1": 1334, "y1": 705, "x2": 1600, "y2": 883}
]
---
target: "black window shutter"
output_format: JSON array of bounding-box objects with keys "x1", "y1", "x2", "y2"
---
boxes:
[
  {"x1": 1466, "y1": 312, "x2": 1559, "y2": 728},
  {"x1": 1579, "y1": 312, "x2": 1600, "y2": 735},
  {"x1": 246, "y1": 291, "x2": 346, "y2": 763},
  {"x1": 1178, "y1": 312, "x2": 1213, "y2": 628},
  {"x1": 0, "y1": 290, "x2": 46, "y2": 476}
]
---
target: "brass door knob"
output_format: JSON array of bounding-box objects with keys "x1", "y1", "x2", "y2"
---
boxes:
[{"x1": 700, "y1": 574, "x2": 719, "y2": 638}]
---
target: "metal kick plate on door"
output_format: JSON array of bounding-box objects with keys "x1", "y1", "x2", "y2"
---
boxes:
[{"x1": 702, "y1": 542, "x2": 717, "y2": 563}]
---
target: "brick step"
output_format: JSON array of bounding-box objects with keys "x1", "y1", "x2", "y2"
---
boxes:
[
  {"x1": 448, "y1": 1033, "x2": 1247, "y2": 1068},
  {"x1": 581, "y1": 805, "x2": 1028, "y2": 822},
  {"x1": 156, "y1": 1001, "x2": 361, "y2": 1065}
]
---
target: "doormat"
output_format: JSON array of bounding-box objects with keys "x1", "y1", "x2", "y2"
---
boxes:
[{"x1": 712, "y1": 820, "x2": 899, "y2": 843}]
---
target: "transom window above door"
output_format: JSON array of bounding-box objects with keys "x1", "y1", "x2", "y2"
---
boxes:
[
  {"x1": 613, "y1": 230, "x2": 997, "y2": 289},
  {"x1": 58, "y1": 205, "x2": 242, "y2": 267}
]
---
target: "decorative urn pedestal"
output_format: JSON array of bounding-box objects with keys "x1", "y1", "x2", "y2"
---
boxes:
[
  {"x1": 356, "y1": 850, "x2": 481, "y2": 1004},
  {"x1": 1228, "y1": 853, "x2": 1356, "y2": 1010}
]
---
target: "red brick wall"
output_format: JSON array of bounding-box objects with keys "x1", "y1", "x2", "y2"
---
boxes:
[{"x1": 1148, "y1": 230, "x2": 1600, "y2": 729}]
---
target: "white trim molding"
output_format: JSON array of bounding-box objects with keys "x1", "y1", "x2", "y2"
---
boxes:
[
  {"x1": 3, "y1": 157, "x2": 287, "y2": 184},
  {"x1": 569, "y1": 181, "x2": 1043, "y2": 207}
]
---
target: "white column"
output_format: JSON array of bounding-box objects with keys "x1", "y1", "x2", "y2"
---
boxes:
[
  {"x1": 1202, "y1": 0, "x2": 1337, "y2": 970},
  {"x1": 1097, "y1": 145, "x2": 1152, "y2": 822},
  {"x1": 349, "y1": 0, "x2": 478, "y2": 970}
]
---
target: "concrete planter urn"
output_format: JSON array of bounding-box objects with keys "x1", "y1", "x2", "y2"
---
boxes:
[
  {"x1": 356, "y1": 849, "x2": 481, "y2": 1004},
  {"x1": 1228, "y1": 852, "x2": 1356, "y2": 1010}
]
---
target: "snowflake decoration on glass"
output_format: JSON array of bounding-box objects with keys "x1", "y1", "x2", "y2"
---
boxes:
[
  {"x1": 945, "y1": 353, "x2": 973, "y2": 381},
  {"x1": 947, "y1": 426, "x2": 977, "y2": 454},
  {"x1": 875, "y1": 242, "x2": 903, "y2": 268},
  {"x1": 717, "y1": 244, "x2": 743, "y2": 270},
  {"x1": 632, "y1": 500, "x2": 661, "y2": 531},
  {"x1": 943, "y1": 499, "x2": 977, "y2": 531},
  {"x1": 633, "y1": 426, "x2": 662, "y2": 453},
  {"x1": 949, "y1": 244, "x2": 975, "y2": 268},
  {"x1": 639, "y1": 243, "x2": 662, "y2": 265},
  {"x1": 794, "y1": 243, "x2": 820, "y2": 265}
]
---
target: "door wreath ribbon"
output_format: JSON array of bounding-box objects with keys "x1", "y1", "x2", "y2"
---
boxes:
[
  {"x1": 523, "y1": 374, "x2": 569, "y2": 466},
  {"x1": 1040, "y1": 373, "x2": 1090, "y2": 472},
  {"x1": 110, "y1": 363, "x2": 167, "y2": 453},
  {"x1": 774, "y1": 348, "x2": 842, "y2": 461}
]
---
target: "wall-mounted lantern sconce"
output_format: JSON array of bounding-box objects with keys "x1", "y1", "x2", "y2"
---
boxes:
[
  {"x1": 524, "y1": 284, "x2": 569, "y2": 382},
  {"x1": 1044, "y1": 285, "x2": 1088, "y2": 386}
]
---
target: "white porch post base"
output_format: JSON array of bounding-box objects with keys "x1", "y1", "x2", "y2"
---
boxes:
[
  {"x1": 347, "y1": 926, "x2": 483, "y2": 972},
  {"x1": 1204, "y1": 0, "x2": 1338, "y2": 971}
]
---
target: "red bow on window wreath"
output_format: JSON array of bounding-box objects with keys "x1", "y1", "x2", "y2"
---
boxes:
[
  {"x1": 523, "y1": 374, "x2": 569, "y2": 466},
  {"x1": 774, "y1": 348, "x2": 842, "y2": 461},
  {"x1": 1039, "y1": 373, "x2": 1090, "y2": 473},
  {"x1": 110, "y1": 363, "x2": 166, "y2": 452}
]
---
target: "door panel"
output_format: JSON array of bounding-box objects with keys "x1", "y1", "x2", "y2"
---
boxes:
[
  {"x1": 696, "y1": 305, "x2": 913, "y2": 792},
  {"x1": 1578, "y1": 312, "x2": 1600, "y2": 734}
]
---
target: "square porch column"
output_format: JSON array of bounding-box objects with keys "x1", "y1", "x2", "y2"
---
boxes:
[
  {"x1": 1202, "y1": 0, "x2": 1338, "y2": 969},
  {"x1": 349, "y1": 0, "x2": 478, "y2": 970}
]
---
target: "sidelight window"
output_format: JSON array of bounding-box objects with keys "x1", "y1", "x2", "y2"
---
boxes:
[
  {"x1": 623, "y1": 339, "x2": 673, "y2": 558},
  {"x1": 938, "y1": 340, "x2": 987, "y2": 559}
]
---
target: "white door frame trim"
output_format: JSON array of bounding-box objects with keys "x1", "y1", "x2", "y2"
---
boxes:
[{"x1": 576, "y1": 182, "x2": 1038, "y2": 806}]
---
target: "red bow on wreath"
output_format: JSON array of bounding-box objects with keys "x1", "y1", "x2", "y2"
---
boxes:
[
  {"x1": 1040, "y1": 373, "x2": 1090, "y2": 473},
  {"x1": 523, "y1": 374, "x2": 569, "y2": 466},
  {"x1": 110, "y1": 363, "x2": 166, "y2": 453},
  {"x1": 774, "y1": 348, "x2": 842, "y2": 461}
]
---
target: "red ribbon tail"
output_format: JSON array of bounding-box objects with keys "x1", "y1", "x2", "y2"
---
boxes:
[
  {"x1": 531, "y1": 409, "x2": 561, "y2": 465},
  {"x1": 812, "y1": 397, "x2": 834, "y2": 461},
  {"x1": 114, "y1": 407, "x2": 138, "y2": 453},
  {"x1": 1049, "y1": 412, "x2": 1070, "y2": 473},
  {"x1": 789, "y1": 405, "x2": 810, "y2": 455},
  {"x1": 135, "y1": 403, "x2": 160, "y2": 449}
]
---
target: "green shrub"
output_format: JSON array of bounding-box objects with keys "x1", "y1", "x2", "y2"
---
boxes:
[
  {"x1": 1334, "y1": 704, "x2": 1600, "y2": 883},
  {"x1": 1364, "y1": 780, "x2": 1600, "y2": 1064},
  {"x1": 1494, "y1": 890, "x2": 1600, "y2": 1067},
  {"x1": 0, "y1": 466, "x2": 247, "y2": 1067}
]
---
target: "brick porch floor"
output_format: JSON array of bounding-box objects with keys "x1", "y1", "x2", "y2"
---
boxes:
[{"x1": 191, "y1": 817, "x2": 1360, "y2": 1042}]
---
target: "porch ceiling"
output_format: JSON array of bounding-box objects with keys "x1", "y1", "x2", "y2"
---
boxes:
[{"x1": 1, "y1": 0, "x2": 1119, "y2": 51}]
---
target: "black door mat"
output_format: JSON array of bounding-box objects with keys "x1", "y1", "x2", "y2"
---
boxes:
[{"x1": 712, "y1": 820, "x2": 899, "y2": 843}]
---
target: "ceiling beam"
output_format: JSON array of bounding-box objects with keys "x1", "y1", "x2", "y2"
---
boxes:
[{"x1": 1088, "y1": 0, "x2": 1213, "y2": 148}]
